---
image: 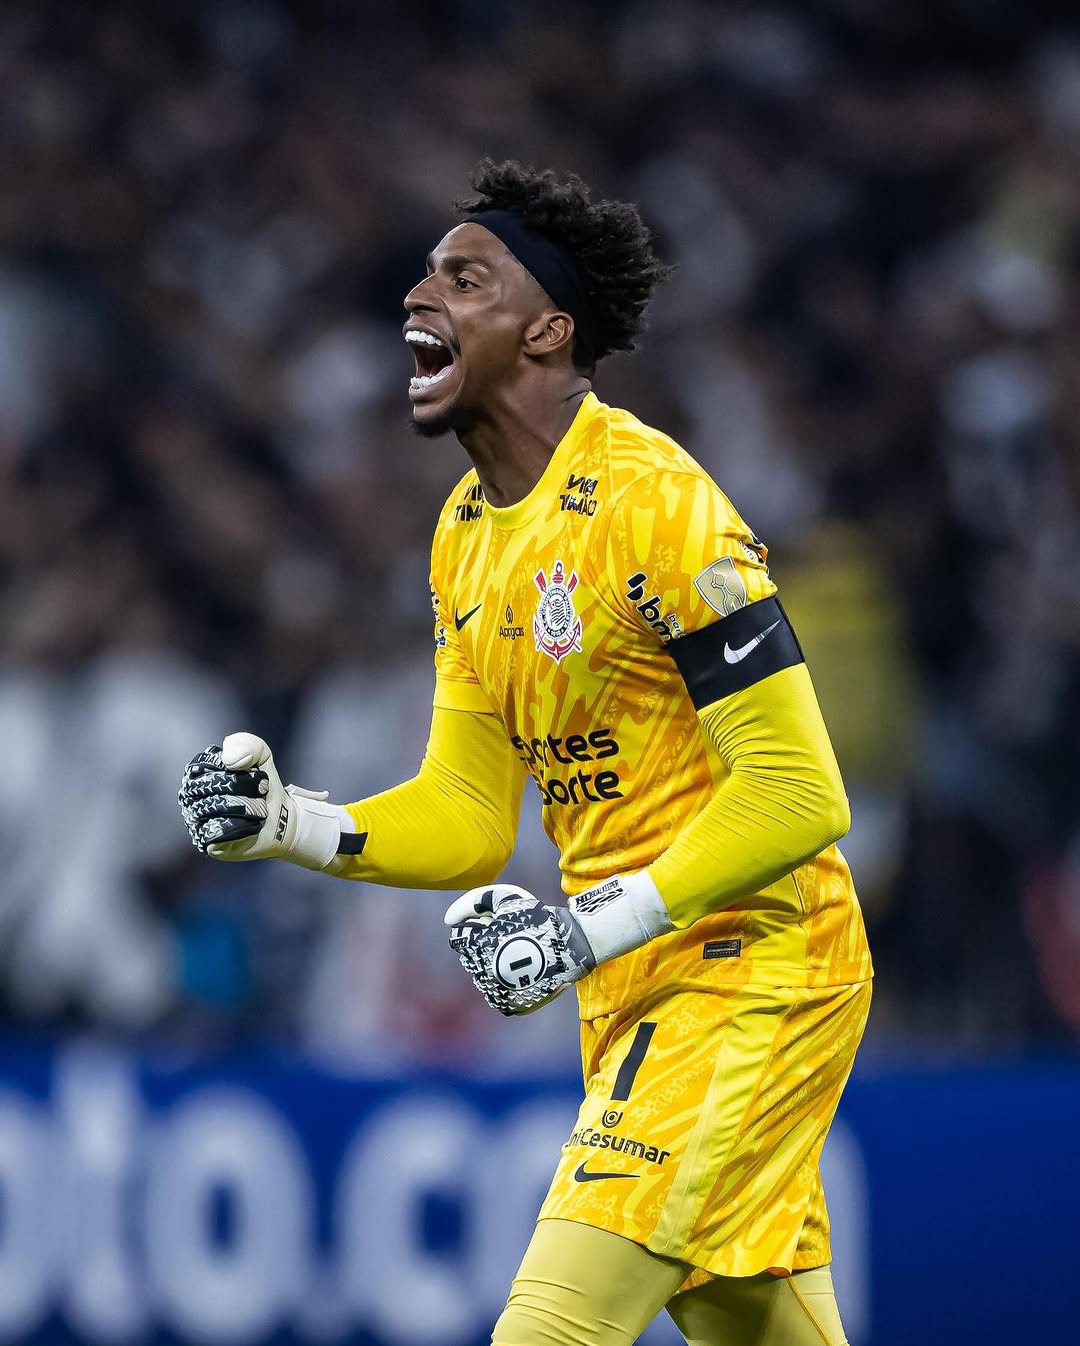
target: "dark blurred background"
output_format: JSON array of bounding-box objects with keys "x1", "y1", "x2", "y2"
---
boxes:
[
  {"x1": 1, "y1": 3, "x2": 1079, "y2": 1342},
  {"x1": 4, "y1": 0, "x2": 1080, "y2": 1058}
]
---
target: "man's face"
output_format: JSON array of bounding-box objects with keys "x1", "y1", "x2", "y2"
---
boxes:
[{"x1": 403, "y1": 222, "x2": 543, "y2": 438}]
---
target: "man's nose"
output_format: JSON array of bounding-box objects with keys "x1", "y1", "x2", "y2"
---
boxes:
[{"x1": 404, "y1": 274, "x2": 437, "y2": 313}]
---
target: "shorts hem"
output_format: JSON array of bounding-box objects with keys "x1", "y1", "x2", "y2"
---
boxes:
[{"x1": 534, "y1": 1213, "x2": 829, "y2": 1283}]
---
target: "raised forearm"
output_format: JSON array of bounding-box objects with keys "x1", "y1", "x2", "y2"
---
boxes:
[
  {"x1": 330, "y1": 704, "x2": 525, "y2": 889},
  {"x1": 648, "y1": 663, "x2": 850, "y2": 927}
]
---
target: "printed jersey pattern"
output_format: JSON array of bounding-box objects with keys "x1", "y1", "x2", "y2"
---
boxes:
[
  {"x1": 537, "y1": 979, "x2": 872, "y2": 1277},
  {"x1": 430, "y1": 394, "x2": 871, "y2": 1021}
]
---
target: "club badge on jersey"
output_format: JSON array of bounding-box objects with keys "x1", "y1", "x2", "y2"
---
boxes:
[{"x1": 533, "y1": 559, "x2": 583, "y2": 664}]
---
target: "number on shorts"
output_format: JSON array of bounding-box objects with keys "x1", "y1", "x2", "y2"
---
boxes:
[{"x1": 611, "y1": 1021, "x2": 657, "y2": 1101}]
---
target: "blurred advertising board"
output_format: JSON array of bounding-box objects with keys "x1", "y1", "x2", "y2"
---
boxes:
[{"x1": 0, "y1": 1039, "x2": 1073, "y2": 1346}]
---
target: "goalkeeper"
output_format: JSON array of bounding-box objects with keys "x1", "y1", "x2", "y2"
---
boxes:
[{"x1": 180, "y1": 160, "x2": 871, "y2": 1346}]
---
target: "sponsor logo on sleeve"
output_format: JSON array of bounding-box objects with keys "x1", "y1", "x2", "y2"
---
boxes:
[
  {"x1": 739, "y1": 531, "x2": 767, "y2": 566},
  {"x1": 624, "y1": 572, "x2": 682, "y2": 641},
  {"x1": 431, "y1": 584, "x2": 447, "y2": 647},
  {"x1": 694, "y1": 557, "x2": 748, "y2": 616},
  {"x1": 533, "y1": 560, "x2": 584, "y2": 664}
]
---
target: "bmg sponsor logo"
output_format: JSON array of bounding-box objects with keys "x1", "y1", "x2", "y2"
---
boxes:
[
  {"x1": 510, "y1": 729, "x2": 624, "y2": 806},
  {"x1": 625, "y1": 572, "x2": 682, "y2": 642}
]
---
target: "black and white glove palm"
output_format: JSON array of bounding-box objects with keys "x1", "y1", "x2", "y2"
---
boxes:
[
  {"x1": 444, "y1": 884, "x2": 596, "y2": 1016},
  {"x1": 444, "y1": 873, "x2": 673, "y2": 1017},
  {"x1": 178, "y1": 733, "x2": 346, "y2": 869}
]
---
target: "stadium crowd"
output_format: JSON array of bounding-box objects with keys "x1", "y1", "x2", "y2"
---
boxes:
[{"x1": 2, "y1": 0, "x2": 1080, "y2": 1064}]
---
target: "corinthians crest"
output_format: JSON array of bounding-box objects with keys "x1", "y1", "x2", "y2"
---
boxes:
[{"x1": 533, "y1": 560, "x2": 583, "y2": 664}]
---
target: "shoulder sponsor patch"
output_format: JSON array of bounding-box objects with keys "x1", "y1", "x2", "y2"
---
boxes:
[{"x1": 694, "y1": 557, "x2": 747, "y2": 616}]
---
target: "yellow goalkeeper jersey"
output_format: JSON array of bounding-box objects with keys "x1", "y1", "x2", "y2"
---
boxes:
[{"x1": 430, "y1": 393, "x2": 871, "y2": 1020}]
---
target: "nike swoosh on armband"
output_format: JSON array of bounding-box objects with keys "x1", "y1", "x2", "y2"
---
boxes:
[
  {"x1": 669, "y1": 596, "x2": 805, "y2": 708},
  {"x1": 723, "y1": 618, "x2": 782, "y2": 664},
  {"x1": 454, "y1": 604, "x2": 482, "y2": 631}
]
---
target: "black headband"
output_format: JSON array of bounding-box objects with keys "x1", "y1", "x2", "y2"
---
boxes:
[{"x1": 466, "y1": 209, "x2": 597, "y2": 363}]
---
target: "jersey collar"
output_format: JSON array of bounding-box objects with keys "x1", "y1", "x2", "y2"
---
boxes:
[{"x1": 483, "y1": 392, "x2": 602, "y2": 531}]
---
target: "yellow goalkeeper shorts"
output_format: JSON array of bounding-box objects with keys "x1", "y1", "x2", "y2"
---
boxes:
[{"x1": 537, "y1": 978, "x2": 871, "y2": 1278}]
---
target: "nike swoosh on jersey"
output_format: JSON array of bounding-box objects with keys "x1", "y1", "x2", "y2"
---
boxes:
[
  {"x1": 573, "y1": 1161, "x2": 639, "y2": 1183},
  {"x1": 723, "y1": 618, "x2": 782, "y2": 665},
  {"x1": 454, "y1": 603, "x2": 482, "y2": 631}
]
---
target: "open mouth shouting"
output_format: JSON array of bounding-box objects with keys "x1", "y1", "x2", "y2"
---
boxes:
[{"x1": 405, "y1": 326, "x2": 457, "y2": 401}]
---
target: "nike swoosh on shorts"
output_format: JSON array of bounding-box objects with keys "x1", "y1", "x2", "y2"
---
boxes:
[{"x1": 573, "y1": 1162, "x2": 639, "y2": 1183}]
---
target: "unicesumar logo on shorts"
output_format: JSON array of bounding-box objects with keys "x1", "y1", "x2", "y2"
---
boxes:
[{"x1": 533, "y1": 560, "x2": 583, "y2": 664}]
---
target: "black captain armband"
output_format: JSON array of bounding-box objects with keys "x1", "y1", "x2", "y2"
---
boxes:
[{"x1": 670, "y1": 596, "x2": 804, "y2": 708}]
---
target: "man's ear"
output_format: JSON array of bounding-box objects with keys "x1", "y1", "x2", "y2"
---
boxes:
[{"x1": 524, "y1": 311, "x2": 575, "y2": 359}]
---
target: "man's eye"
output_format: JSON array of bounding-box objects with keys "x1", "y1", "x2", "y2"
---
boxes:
[{"x1": 454, "y1": 276, "x2": 476, "y2": 290}]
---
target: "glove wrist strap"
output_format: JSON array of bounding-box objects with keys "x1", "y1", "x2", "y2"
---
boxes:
[
  {"x1": 571, "y1": 871, "x2": 672, "y2": 965},
  {"x1": 288, "y1": 795, "x2": 354, "y2": 870}
]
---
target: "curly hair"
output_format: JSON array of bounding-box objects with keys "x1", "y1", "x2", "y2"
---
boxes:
[{"x1": 455, "y1": 159, "x2": 673, "y2": 367}]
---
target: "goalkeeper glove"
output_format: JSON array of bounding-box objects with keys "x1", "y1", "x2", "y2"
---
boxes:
[
  {"x1": 178, "y1": 732, "x2": 350, "y2": 869},
  {"x1": 444, "y1": 873, "x2": 672, "y2": 1016}
]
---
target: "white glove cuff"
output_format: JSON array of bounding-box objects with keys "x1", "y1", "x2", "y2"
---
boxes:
[
  {"x1": 571, "y1": 871, "x2": 673, "y2": 965},
  {"x1": 287, "y1": 789, "x2": 354, "y2": 870}
]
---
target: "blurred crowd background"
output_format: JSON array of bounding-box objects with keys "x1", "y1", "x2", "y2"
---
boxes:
[{"x1": 3, "y1": 0, "x2": 1080, "y2": 1067}]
